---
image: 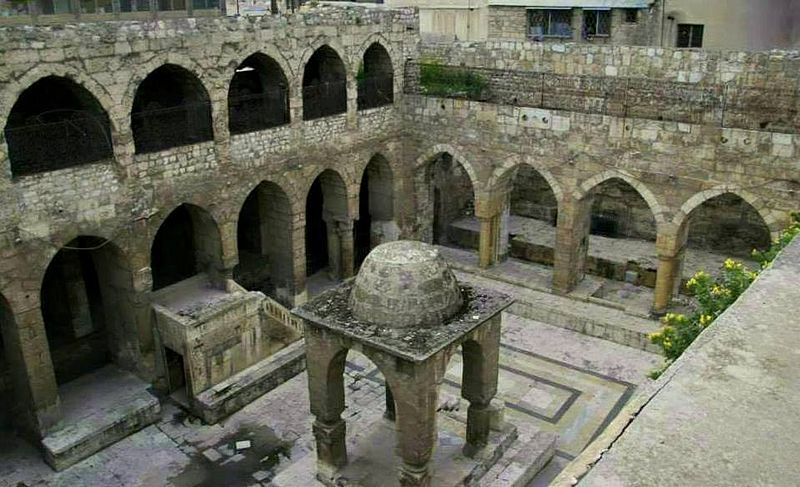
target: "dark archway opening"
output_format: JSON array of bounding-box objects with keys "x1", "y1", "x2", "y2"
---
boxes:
[
  {"x1": 4, "y1": 76, "x2": 113, "y2": 177},
  {"x1": 423, "y1": 153, "x2": 475, "y2": 247},
  {"x1": 357, "y1": 43, "x2": 394, "y2": 110},
  {"x1": 507, "y1": 165, "x2": 559, "y2": 265},
  {"x1": 151, "y1": 204, "x2": 223, "y2": 291},
  {"x1": 228, "y1": 54, "x2": 290, "y2": 135},
  {"x1": 302, "y1": 46, "x2": 347, "y2": 120},
  {"x1": 0, "y1": 297, "x2": 11, "y2": 429},
  {"x1": 40, "y1": 236, "x2": 139, "y2": 385},
  {"x1": 686, "y1": 193, "x2": 771, "y2": 259},
  {"x1": 235, "y1": 182, "x2": 294, "y2": 303},
  {"x1": 355, "y1": 155, "x2": 395, "y2": 267},
  {"x1": 132, "y1": 64, "x2": 213, "y2": 154},
  {"x1": 355, "y1": 172, "x2": 371, "y2": 268},
  {"x1": 306, "y1": 178, "x2": 329, "y2": 276}
]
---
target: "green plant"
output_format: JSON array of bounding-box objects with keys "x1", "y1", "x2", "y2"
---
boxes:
[
  {"x1": 648, "y1": 214, "x2": 800, "y2": 379},
  {"x1": 419, "y1": 62, "x2": 488, "y2": 100}
]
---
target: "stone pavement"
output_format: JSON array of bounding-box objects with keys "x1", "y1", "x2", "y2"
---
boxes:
[{"x1": 1, "y1": 307, "x2": 662, "y2": 487}]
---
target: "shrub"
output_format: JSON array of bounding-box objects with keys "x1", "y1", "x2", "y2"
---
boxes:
[
  {"x1": 419, "y1": 63, "x2": 488, "y2": 100},
  {"x1": 648, "y1": 214, "x2": 800, "y2": 379}
]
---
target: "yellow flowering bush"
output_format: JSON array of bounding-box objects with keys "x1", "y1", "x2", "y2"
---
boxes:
[{"x1": 648, "y1": 214, "x2": 800, "y2": 379}]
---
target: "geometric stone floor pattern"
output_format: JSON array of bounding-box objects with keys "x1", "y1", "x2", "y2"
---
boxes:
[{"x1": 0, "y1": 311, "x2": 662, "y2": 486}]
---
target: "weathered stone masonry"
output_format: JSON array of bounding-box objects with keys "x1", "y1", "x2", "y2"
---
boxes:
[{"x1": 1, "y1": 7, "x2": 799, "y2": 465}]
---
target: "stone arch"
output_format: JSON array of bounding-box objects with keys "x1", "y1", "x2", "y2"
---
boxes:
[
  {"x1": 234, "y1": 180, "x2": 295, "y2": 303},
  {"x1": 150, "y1": 203, "x2": 224, "y2": 290},
  {"x1": 577, "y1": 170, "x2": 667, "y2": 226},
  {"x1": 39, "y1": 236, "x2": 140, "y2": 385},
  {"x1": 355, "y1": 154, "x2": 396, "y2": 266},
  {"x1": 305, "y1": 169, "x2": 351, "y2": 281},
  {"x1": 301, "y1": 44, "x2": 348, "y2": 120},
  {"x1": 415, "y1": 143, "x2": 481, "y2": 191},
  {"x1": 228, "y1": 52, "x2": 290, "y2": 135},
  {"x1": 356, "y1": 41, "x2": 395, "y2": 110},
  {"x1": 122, "y1": 54, "x2": 210, "y2": 115},
  {"x1": 354, "y1": 33, "x2": 399, "y2": 76},
  {"x1": 415, "y1": 146, "x2": 479, "y2": 246},
  {"x1": 130, "y1": 63, "x2": 214, "y2": 154},
  {"x1": 674, "y1": 187, "x2": 777, "y2": 257},
  {"x1": 3, "y1": 75, "x2": 114, "y2": 177}
]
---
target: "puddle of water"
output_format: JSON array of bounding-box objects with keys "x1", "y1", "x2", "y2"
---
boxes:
[{"x1": 169, "y1": 423, "x2": 293, "y2": 487}]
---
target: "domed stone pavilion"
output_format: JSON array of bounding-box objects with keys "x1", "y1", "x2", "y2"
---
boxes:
[{"x1": 292, "y1": 240, "x2": 513, "y2": 487}]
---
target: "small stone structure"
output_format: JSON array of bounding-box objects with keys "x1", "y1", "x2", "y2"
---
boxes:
[{"x1": 293, "y1": 241, "x2": 513, "y2": 486}]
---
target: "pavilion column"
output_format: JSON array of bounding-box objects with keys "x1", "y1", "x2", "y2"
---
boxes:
[
  {"x1": 461, "y1": 315, "x2": 501, "y2": 456},
  {"x1": 393, "y1": 363, "x2": 440, "y2": 487},
  {"x1": 305, "y1": 328, "x2": 348, "y2": 479},
  {"x1": 653, "y1": 224, "x2": 688, "y2": 316},
  {"x1": 552, "y1": 193, "x2": 593, "y2": 294}
]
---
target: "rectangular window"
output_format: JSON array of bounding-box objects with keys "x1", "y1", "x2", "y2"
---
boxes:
[
  {"x1": 677, "y1": 24, "x2": 704, "y2": 48},
  {"x1": 584, "y1": 9, "x2": 611, "y2": 37},
  {"x1": 528, "y1": 9, "x2": 573, "y2": 39},
  {"x1": 624, "y1": 8, "x2": 638, "y2": 23}
]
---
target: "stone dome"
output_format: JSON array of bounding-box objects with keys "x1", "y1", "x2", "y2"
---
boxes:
[{"x1": 349, "y1": 240, "x2": 464, "y2": 328}]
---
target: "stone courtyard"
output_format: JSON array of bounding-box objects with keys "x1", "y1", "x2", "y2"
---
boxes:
[
  {"x1": 0, "y1": 278, "x2": 661, "y2": 486},
  {"x1": 1, "y1": 1, "x2": 800, "y2": 485}
]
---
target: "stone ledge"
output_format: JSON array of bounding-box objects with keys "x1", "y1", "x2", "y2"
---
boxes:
[
  {"x1": 193, "y1": 339, "x2": 307, "y2": 424},
  {"x1": 488, "y1": 431, "x2": 558, "y2": 487}
]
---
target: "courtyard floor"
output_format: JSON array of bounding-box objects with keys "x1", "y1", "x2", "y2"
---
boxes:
[{"x1": 0, "y1": 303, "x2": 662, "y2": 486}]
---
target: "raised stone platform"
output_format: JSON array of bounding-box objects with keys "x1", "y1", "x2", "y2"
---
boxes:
[
  {"x1": 41, "y1": 366, "x2": 160, "y2": 471},
  {"x1": 273, "y1": 412, "x2": 518, "y2": 487},
  {"x1": 193, "y1": 339, "x2": 307, "y2": 424}
]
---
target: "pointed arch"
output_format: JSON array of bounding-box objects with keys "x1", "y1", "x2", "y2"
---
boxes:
[
  {"x1": 357, "y1": 42, "x2": 394, "y2": 110},
  {"x1": 4, "y1": 76, "x2": 114, "y2": 176},
  {"x1": 674, "y1": 186, "x2": 780, "y2": 239},
  {"x1": 131, "y1": 64, "x2": 213, "y2": 154},
  {"x1": 228, "y1": 52, "x2": 290, "y2": 135},
  {"x1": 578, "y1": 170, "x2": 667, "y2": 226},
  {"x1": 415, "y1": 143, "x2": 480, "y2": 191},
  {"x1": 150, "y1": 203, "x2": 224, "y2": 290},
  {"x1": 302, "y1": 44, "x2": 348, "y2": 120}
]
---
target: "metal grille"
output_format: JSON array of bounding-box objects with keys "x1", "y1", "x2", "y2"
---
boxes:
[
  {"x1": 357, "y1": 75, "x2": 394, "y2": 110},
  {"x1": 4, "y1": 112, "x2": 113, "y2": 177},
  {"x1": 131, "y1": 102, "x2": 213, "y2": 154},
  {"x1": 302, "y1": 80, "x2": 347, "y2": 120},
  {"x1": 583, "y1": 10, "x2": 611, "y2": 38},
  {"x1": 228, "y1": 88, "x2": 290, "y2": 135},
  {"x1": 528, "y1": 9, "x2": 573, "y2": 40}
]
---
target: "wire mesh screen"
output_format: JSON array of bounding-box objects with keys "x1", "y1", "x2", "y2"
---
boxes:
[
  {"x1": 357, "y1": 76, "x2": 394, "y2": 110},
  {"x1": 5, "y1": 113, "x2": 113, "y2": 177},
  {"x1": 131, "y1": 102, "x2": 213, "y2": 154},
  {"x1": 229, "y1": 88, "x2": 290, "y2": 135},
  {"x1": 302, "y1": 81, "x2": 347, "y2": 120}
]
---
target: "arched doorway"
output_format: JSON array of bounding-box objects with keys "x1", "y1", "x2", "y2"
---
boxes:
[
  {"x1": 507, "y1": 164, "x2": 560, "y2": 265},
  {"x1": 305, "y1": 170, "x2": 349, "y2": 294},
  {"x1": 131, "y1": 64, "x2": 213, "y2": 154},
  {"x1": 357, "y1": 43, "x2": 394, "y2": 110},
  {"x1": 416, "y1": 153, "x2": 476, "y2": 248},
  {"x1": 4, "y1": 76, "x2": 113, "y2": 177},
  {"x1": 40, "y1": 237, "x2": 137, "y2": 385},
  {"x1": 355, "y1": 155, "x2": 395, "y2": 268},
  {"x1": 583, "y1": 178, "x2": 658, "y2": 286},
  {"x1": 150, "y1": 204, "x2": 223, "y2": 290},
  {"x1": 302, "y1": 46, "x2": 347, "y2": 120},
  {"x1": 235, "y1": 181, "x2": 294, "y2": 304},
  {"x1": 228, "y1": 53, "x2": 290, "y2": 135}
]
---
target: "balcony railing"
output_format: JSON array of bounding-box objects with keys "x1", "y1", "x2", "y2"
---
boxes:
[
  {"x1": 357, "y1": 75, "x2": 394, "y2": 111},
  {"x1": 405, "y1": 62, "x2": 800, "y2": 134},
  {"x1": 228, "y1": 88, "x2": 290, "y2": 136},
  {"x1": 131, "y1": 101, "x2": 213, "y2": 154},
  {"x1": 302, "y1": 80, "x2": 347, "y2": 121},
  {"x1": 4, "y1": 113, "x2": 113, "y2": 177}
]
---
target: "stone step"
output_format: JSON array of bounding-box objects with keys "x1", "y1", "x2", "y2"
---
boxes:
[
  {"x1": 453, "y1": 271, "x2": 662, "y2": 354},
  {"x1": 41, "y1": 366, "x2": 161, "y2": 471},
  {"x1": 193, "y1": 339, "x2": 307, "y2": 424},
  {"x1": 487, "y1": 431, "x2": 558, "y2": 487}
]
